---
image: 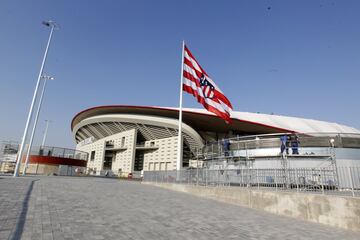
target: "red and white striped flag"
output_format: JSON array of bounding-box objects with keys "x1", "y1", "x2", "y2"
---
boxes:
[{"x1": 182, "y1": 45, "x2": 233, "y2": 122}]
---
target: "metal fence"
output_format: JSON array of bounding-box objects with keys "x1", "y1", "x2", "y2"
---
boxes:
[
  {"x1": 201, "y1": 132, "x2": 360, "y2": 160},
  {"x1": 1, "y1": 141, "x2": 89, "y2": 162},
  {"x1": 143, "y1": 166, "x2": 360, "y2": 197}
]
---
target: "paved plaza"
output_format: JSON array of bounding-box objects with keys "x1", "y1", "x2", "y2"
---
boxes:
[{"x1": 0, "y1": 176, "x2": 359, "y2": 240}]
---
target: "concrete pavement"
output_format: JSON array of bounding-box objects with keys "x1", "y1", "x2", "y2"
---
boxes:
[{"x1": 0, "y1": 176, "x2": 359, "y2": 240}]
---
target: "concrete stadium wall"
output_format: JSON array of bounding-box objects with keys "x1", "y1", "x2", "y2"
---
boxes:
[
  {"x1": 78, "y1": 129, "x2": 137, "y2": 174},
  {"x1": 143, "y1": 136, "x2": 178, "y2": 171},
  {"x1": 143, "y1": 182, "x2": 360, "y2": 232}
]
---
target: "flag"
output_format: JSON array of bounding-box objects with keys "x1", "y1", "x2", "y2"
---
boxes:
[{"x1": 182, "y1": 45, "x2": 233, "y2": 123}]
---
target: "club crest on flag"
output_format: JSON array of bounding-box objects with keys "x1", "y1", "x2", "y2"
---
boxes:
[{"x1": 199, "y1": 74, "x2": 215, "y2": 99}]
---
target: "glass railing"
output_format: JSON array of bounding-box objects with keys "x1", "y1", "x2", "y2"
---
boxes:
[{"x1": 29, "y1": 146, "x2": 88, "y2": 161}]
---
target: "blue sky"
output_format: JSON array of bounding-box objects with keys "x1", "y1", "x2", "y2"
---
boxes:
[{"x1": 0, "y1": 0, "x2": 359, "y2": 148}]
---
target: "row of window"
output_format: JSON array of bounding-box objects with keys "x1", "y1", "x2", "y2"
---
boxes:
[{"x1": 147, "y1": 162, "x2": 174, "y2": 171}]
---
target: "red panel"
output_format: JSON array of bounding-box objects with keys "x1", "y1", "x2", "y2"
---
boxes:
[{"x1": 22, "y1": 155, "x2": 87, "y2": 167}]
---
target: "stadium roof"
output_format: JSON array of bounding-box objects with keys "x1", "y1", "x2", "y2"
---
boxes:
[{"x1": 72, "y1": 105, "x2": 360, "y2": 135}]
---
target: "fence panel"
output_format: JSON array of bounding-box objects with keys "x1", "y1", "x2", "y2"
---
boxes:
[{"x1": 143, "y1": 166, "x2": 360, "y2": 197}]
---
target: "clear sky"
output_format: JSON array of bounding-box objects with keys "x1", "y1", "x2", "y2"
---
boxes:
[{"x1": 0, "y1": 0, "x2": 359, "y2": 148}]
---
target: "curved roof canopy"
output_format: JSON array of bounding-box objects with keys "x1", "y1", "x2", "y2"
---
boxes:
[{"x1": 72, "y1": 105, "x2": 360, "y2": 136}]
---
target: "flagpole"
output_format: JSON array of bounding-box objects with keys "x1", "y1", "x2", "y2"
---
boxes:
[{"x1": 176, "y1": 40, "x2": 185, "y2": 171}]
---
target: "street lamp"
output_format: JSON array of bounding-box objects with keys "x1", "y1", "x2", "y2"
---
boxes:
[
  {"x1": 13, "y1": 20, "x2": 58, "y2": 177},
  {"x1": 22, "y1": 75, "x2": 54, "y2": 175},
  {"x1": 41, "y1": 119, "x2": 52, "y2": 147}
]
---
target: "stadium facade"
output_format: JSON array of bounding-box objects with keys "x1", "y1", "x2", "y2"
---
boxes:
[{"x1": 72, "y1": 105, "x2": 360, "y2": 177}]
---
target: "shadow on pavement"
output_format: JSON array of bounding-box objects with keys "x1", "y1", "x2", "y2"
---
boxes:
[{"x1": 10, "y1": 179, "x2": 39, "y2": 240}]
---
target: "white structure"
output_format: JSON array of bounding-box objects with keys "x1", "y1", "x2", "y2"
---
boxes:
[{"x1": 71, "y1": 105, "x2": 360, "y2": 176}]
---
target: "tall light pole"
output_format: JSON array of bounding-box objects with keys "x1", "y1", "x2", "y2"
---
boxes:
[
  {"x1": 41, "y1": 119, "x2": 52, "y2": 147},
  {"x1": 14, "y1": 20, "x2": 58, "y2": 177},
  {"x1": 22, "y1": 75, "x2": 54, "y2": 175}
]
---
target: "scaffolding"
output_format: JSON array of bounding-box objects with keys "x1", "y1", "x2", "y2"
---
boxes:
[
  {"x1": 191, "y1": 132, "x2": 360, "y2": 189},
  {"x1": 0, "y1": 141, "x2": 19, "y2": 173}
]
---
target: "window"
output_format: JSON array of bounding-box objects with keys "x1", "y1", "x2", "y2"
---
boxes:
[
  {"x1": 121, "y1": 137, "x2": 125, "y2": 147},
  {"x1": 105, "y1": 140, "x2": 114, "y2": 148},
  {"x1": 90, "y1": 151, "x2": 95, "y2": 161}
]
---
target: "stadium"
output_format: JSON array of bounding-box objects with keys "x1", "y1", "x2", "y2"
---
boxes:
[{"x1": 72, "y1": 105, "x2": 360, "y2": 177}]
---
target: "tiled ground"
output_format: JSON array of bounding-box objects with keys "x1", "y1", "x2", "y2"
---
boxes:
[{"x1": 0, "y1": 176, "x2": 359, "y2": 240}]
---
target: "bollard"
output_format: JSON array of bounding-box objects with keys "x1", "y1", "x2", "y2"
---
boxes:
[
  {"x1": 196, "y1": 167, "x2": 199, "y2": 186},
  {"x1": 205, "y1": 169, "x2": 208, "y2": 186},
  {"x1": 188, "y1": 171, "x2": 190, "y2": 185},
  {"x1": 218, "y1": 170, "x2": 220, "y2": 187},
  {"x1": 239, "y1": 168, "x2": 242, "y2": 187},
  {"x1": 320, "y1": 168, "x2": 325, "y2": 195},
  {"x1": 275, "y1": 169, "x2": 278, "y2": 191},
  {"x1": 295, "y1": 168, "x2": 299, "y2": 192},
  {"x1": 348, "y1": 167, "x2": 355, "y2": 197}
]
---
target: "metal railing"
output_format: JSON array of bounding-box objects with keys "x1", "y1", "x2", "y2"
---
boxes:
[
  {"x1": 29, "y1": 146, "x2": 88, "y2": 160},
  {"x1": 1, "y1": 141, "x2": 89, "y2": 162},
  {"x1": 143, "y1": 166, "x2": 360, "y2": 197},
  {"x1": 201, "y1": 132, "x2": 360, "y2": 160}
]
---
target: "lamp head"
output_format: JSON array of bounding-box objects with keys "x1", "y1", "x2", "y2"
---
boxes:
[
  {"x1": 41, "y1": 74, "x2": 55, "y2": 80},
  {"x1": 42, "y1": 20, "x2": 59, "y2": 29},
  {"x1": 42, "y1": 21, "x2": 51, "y2": 27}
]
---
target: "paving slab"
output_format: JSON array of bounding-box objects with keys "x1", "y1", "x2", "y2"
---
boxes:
[{"x1": 0, "y1": 176, "x2": 359, "y2": 240}]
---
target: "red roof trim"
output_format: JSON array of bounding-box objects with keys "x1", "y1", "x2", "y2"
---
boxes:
[{"x1": 71, "y1": 105, "x2": 295, "y2": 133}]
